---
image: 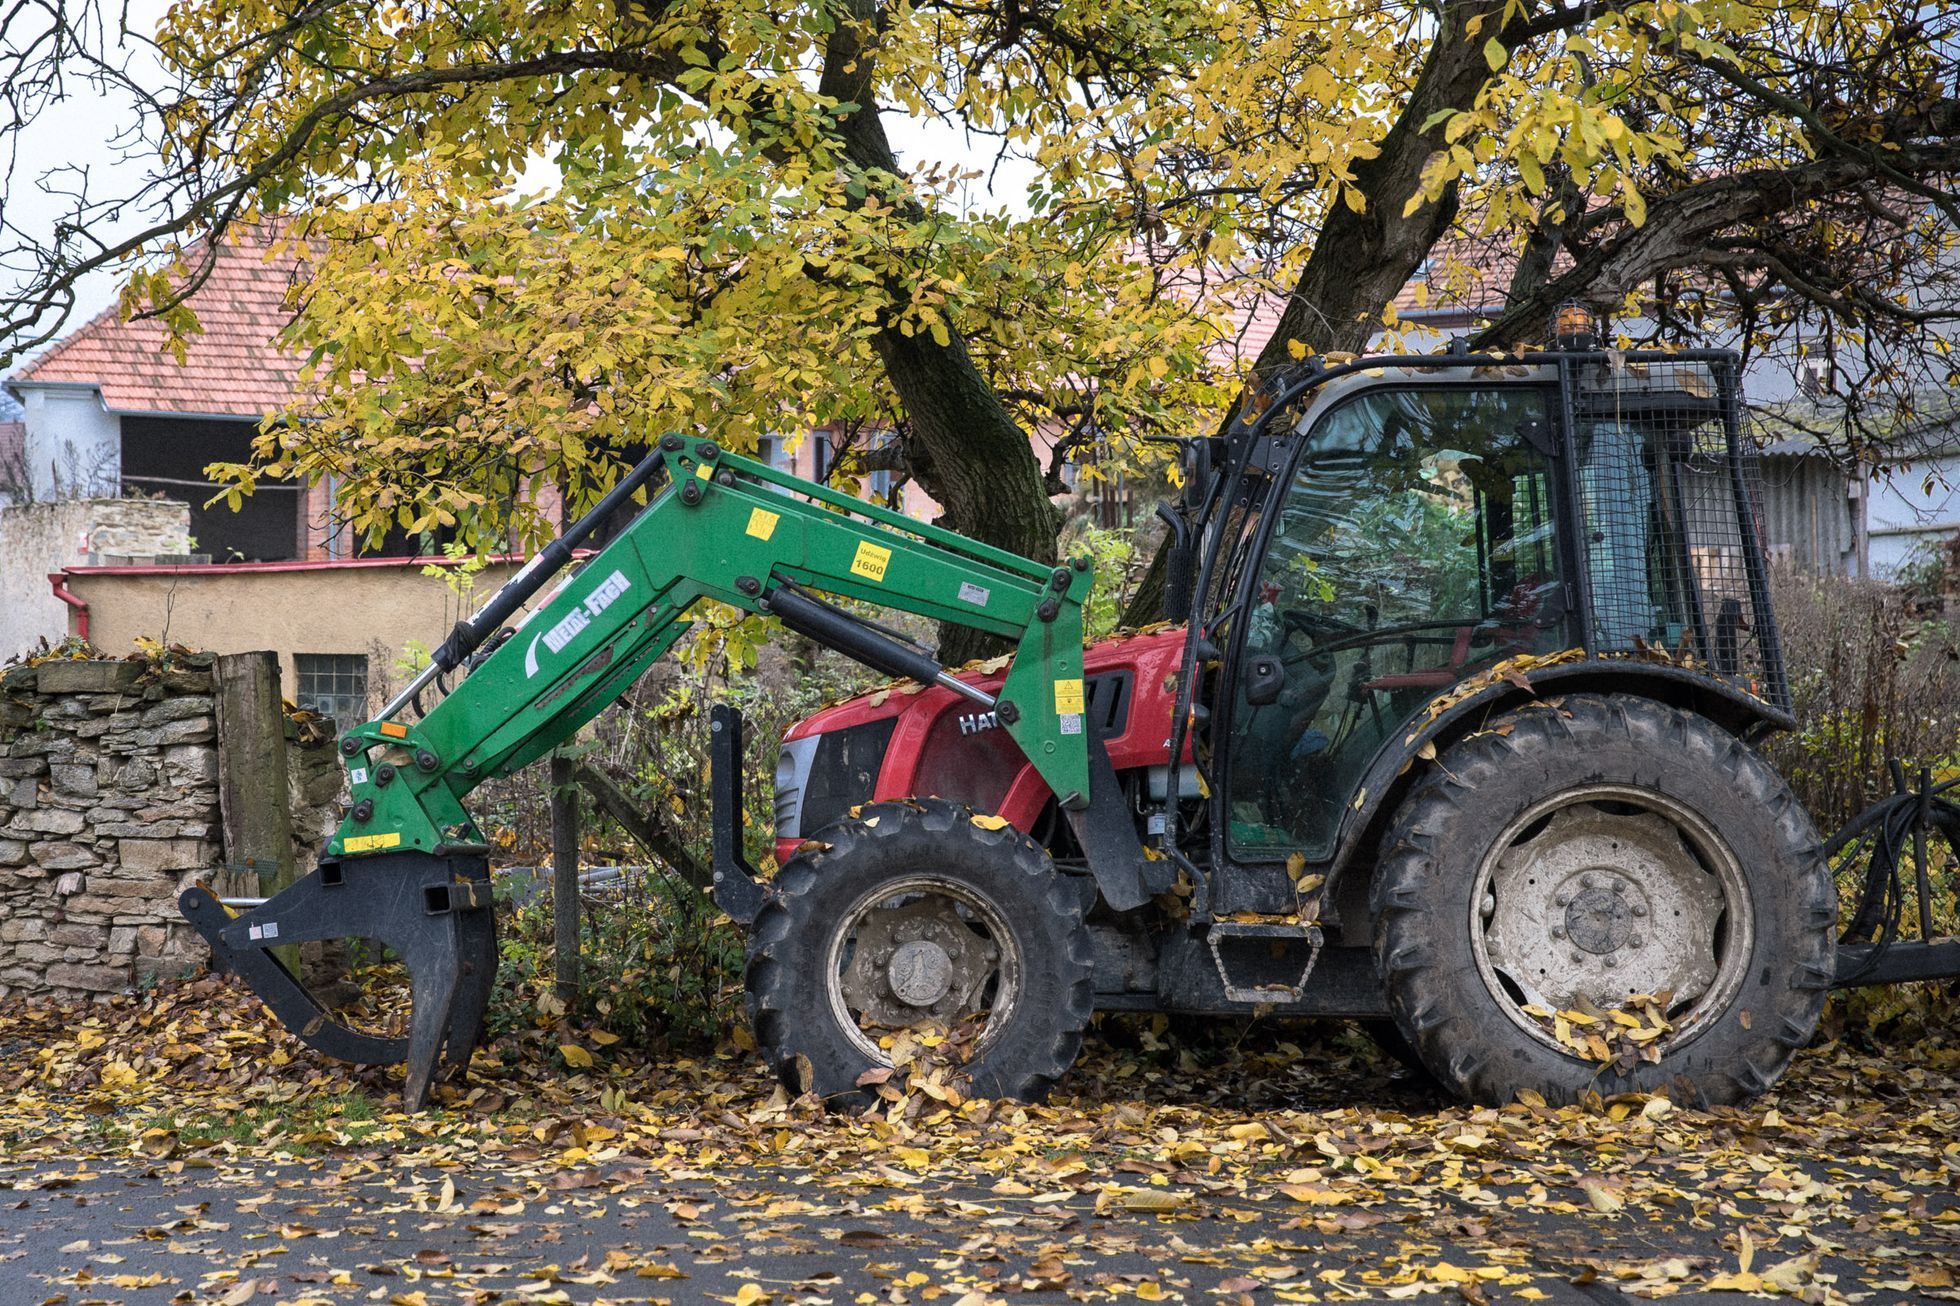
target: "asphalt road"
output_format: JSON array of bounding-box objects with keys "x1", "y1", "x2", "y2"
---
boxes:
[{"x1": 4, "y1": 1145, "x2": 1954, "y2": 1306}]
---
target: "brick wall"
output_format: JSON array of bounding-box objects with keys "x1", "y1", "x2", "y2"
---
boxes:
[{"x1": 0, "y1": 655, "x2": 343, "y2": 1000}]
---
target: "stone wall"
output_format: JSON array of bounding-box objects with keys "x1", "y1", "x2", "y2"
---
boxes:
[{"x1": 0, "y1": 655, "x2": 343, "y2": 1001}]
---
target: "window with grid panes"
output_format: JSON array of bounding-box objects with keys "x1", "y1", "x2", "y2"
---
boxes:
[{"x1": 295, "y1": 654, "x2": 369, "y2": 736}]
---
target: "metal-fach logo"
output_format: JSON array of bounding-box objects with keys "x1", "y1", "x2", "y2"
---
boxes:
[{"x1": 525, "y1": 570, "x2": 633, "y2": 677}]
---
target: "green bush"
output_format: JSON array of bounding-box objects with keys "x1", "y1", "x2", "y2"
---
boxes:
[
  {"x1": 1766, "y1": 565, "x2": 1960, "y2": 832},
  {"x1": 1767, "y1": 560, "x2": 1960, "y2": 1043},
  {"x1": 490, "y1": 869, "x2": 743, "y2": 1051}
]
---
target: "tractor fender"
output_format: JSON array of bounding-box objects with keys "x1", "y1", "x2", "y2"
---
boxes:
[{"x1": 1322, "y1": 660, "x2": 1794, "y2": 902}]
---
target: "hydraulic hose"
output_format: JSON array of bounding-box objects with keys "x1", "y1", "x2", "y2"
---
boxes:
[{"x1": 763, "y1": 581, "x2": 995, "y2": 708}]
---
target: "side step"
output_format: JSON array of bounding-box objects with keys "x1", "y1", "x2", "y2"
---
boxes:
[{"x1": 1207, "y1": 920, "x2": 1324, "y2": 1004}]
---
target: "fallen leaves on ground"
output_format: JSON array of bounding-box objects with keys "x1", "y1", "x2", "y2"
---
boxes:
[
  {"x1": 0, "y1": 974, "x2": 1955, "y2": 1304},
  {"x1": 1521, "y1": 992, "x2": 1675, "y2": 1069}
]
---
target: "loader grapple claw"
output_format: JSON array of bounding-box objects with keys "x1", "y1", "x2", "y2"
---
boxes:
[{"x1": 180, "y1": 851, "x2": 497, "y2": 1111}]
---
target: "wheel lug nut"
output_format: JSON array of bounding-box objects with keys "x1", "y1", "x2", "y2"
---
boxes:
[
  {"x1": 1570, "y1": 951, "x2": 1584, "y2": 963},
  {"x1": 1603, "y1": 957, "x2": 1617, "y2": 969},
  {"x1": 1554, "y1": 894, "x2": 1570, "y2": 907},
  {"x1": 1632, "y1": 906, "x2": 1648, "y2": 918},
  {"x1": 1581, "y1": 874, "x2": 1599, "y2": 890},
  {"x1": 1480, "y1": 893, "x2": 1496, "y2": 915},
  {"x1": 1628, "y1": 934, "x2": 1642, "y2": 947},
  {"x1": 1551, "y1": 926, "x2": 1565, "y2": 940}
]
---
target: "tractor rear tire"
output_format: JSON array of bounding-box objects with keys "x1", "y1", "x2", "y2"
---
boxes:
[
  {"x1": 745, "y1": 798, "x2": 1095, "y2": 1110},
  {"x1": 1371, "y1": 693, "x2": 1834, "y2": 1107}
]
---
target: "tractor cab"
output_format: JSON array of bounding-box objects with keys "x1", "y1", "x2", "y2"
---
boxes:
[{"x1": 1170, "y1": 349, "x2": 1789, "y2": 910}]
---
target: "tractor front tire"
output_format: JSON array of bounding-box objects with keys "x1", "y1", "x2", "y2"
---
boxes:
[
  {"x1": 1371, "y1": 694, "x2": 1834, "y2": 1107},
  {"x1": 745, "y1": 798, "x2": 1095, "y2": 1110}
]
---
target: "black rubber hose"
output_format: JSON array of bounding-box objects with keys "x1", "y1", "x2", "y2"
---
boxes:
[{"x1": 431, "y1": 448, "x2": 669, "y2": 670}]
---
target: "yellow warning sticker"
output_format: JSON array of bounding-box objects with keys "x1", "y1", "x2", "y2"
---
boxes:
[
  {"x1": 696, "y1": 463, "x2": 712, "y2": 480},
  {"x1": 1053, "y1": 678, "x2": 1085, "y2": 715},
  {"x1": 378, "y1": 721, "x2": 408, "y2": 739},
  {"x1": 746, "y1": 506, "x2": 780, "y2": 541},
  {"x1": 851, "y1": 540, "x2": 892, "y2": 583},
  {"x1": 344, "y1": 831, "x2": 402, "y2": 853}
]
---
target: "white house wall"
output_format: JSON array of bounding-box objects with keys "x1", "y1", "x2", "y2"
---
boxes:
[
  {"x1": 1865, "y1": 460, "x2": 1960, "y2": 578},
  {"x1": 13, "y1": 384, "x2": 121, "y2": 501}
]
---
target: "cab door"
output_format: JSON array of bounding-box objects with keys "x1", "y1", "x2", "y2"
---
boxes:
[{"x1": 1221, "y1": 384, "x2": 1571, "y2": 863}]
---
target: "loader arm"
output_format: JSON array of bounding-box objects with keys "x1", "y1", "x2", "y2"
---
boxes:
[
  {"x1": 183, "y1": 433, "x2": 1113, "y2": 1109},
  {"x1": 326, "y1": 434, "x2": 1096, "y2": 858}
]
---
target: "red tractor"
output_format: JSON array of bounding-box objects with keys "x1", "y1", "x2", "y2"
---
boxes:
[
  {"x1": 200, "y1": 342, "x2": 1952, "y2": 1113},
  {"x1": 751, "y1": 346, "x2": 1838, "y2": 1109}
]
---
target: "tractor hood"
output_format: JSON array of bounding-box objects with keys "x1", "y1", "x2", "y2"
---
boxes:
[{"x1": 773, "y1": 626, "x2": 1188, "y2": 858}]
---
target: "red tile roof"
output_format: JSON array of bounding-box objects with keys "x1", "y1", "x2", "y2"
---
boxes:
[{"x1": 5, "y1": 226, "x2": 310, "y2": 418}]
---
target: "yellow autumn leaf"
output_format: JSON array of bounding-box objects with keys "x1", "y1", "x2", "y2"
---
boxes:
[
  {"x1": 558, "y1": 1043, "x2": 594, "y2": 1068},
  {"x1": 1705, "y1": 1272, "x2": 1764, "y2": 1292},
  {"x1": 1118, "y1": 1188, "x2": 1190, "y2": 1212}
]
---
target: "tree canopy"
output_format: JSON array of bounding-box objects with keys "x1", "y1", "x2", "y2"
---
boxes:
[{"x1": 4, "y1": 0, "x2": 1957, "y2": 636}]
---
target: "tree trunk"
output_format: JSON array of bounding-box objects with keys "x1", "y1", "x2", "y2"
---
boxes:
[
  {"x1": 870, "y1": 325, "x2": 1060, "y2": 662},
  {"x1": 822, "y1": 2, "x2": 1059, "y2": 664},
  {"x1": 1246, "y1": 0, "x2": 1510, "y2": 375},
  {"x1": 1119, "y1": 0, "x2": 1514, "y2": 629}
]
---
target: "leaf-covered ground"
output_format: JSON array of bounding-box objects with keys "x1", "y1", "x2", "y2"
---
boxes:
[{"x1": 2, "y1": 976, "x2": 1956, "y2": 1305}]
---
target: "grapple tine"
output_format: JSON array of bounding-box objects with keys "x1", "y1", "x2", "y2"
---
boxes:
[
  {"x1": 180, "y1": 884, "x2": 407, "y2": 1065},
  {"x1": 441, "y1": 899, "x2": 499, "y2": 1075},
  {"x1": 179, "y1": 851, "x2": 497, "y2": 1111}
]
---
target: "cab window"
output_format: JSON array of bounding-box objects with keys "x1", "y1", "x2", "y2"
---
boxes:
[{"x1": 1224, "y1": 386, "x2": 1567, "y2": 860}]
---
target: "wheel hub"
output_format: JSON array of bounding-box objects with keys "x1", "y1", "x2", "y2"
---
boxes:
[
  {"x1": 1562, "y1": 877, "x2": 1639, "y2": 954},
  {"x1": 1482, "y1": 804, "x2": 1726, "y2": 1014},
  {"x1": 836, "y1": 894, "x2": 1001, "y2": 1032},
  {"x1": 888, "y1": 939, "x2": 955, "y2": 1008}
]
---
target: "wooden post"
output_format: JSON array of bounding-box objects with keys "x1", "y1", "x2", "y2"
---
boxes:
[
  {"x1": 215, "y1": 652, "x2": 297, "y2": 968},
  {"x1": 214, "y1": 652, "x2": 296, "y2": 897},
  {"x1": 549, "y1": 752, "x2": 580, "y2": 1005}
]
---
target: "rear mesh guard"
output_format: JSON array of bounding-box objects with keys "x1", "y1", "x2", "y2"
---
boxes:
[{"x1": 1564, "y1": 355, "x2": 1789, "y2": 711}]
